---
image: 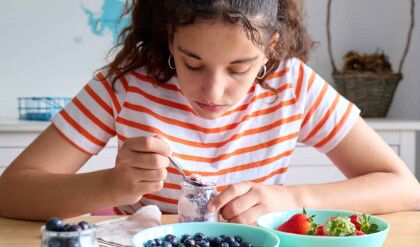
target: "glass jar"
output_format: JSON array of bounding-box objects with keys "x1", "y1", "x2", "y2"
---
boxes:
[
  {"x1": 178, "y1": 181, "x2": 219, "y2": 222},
  {"x1": 40, "y1": 225, "x2": 99, "y2": 247}
]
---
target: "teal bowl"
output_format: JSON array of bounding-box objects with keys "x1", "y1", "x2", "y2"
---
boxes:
[
  {"x1": 257, "y1": 209, "x2": 389, "y2": 247},
  {"x1": 132, "y1": 222, "x2": 280, "y2": 247}
]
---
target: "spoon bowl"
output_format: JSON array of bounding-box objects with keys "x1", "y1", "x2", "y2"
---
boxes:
[{"x1": 168, "y1": 157, "x2": 204, "y2": 187}]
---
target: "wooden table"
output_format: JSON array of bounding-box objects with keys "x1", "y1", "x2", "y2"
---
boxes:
[{"x1": 0, "y1": 212, "x2": 419, "y2": 246}]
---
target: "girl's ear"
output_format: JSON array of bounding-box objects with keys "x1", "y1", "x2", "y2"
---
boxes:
[
  {"x1": 270, "y1": 32, "x2": 280, "y2": 49},
  {"x1": 167, "y1": 24, "x2": 174, "y2": 53},
  {"x1": 263, "y1": 32, "x2": 279, "y2": 64}
]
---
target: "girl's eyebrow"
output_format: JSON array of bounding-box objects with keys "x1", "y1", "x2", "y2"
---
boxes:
[
  {"x1": 177, "y1": 46, "x2": 258, "y2": 64},
  {"x1": 178, "y1": 46, "x2": 201, "y2": 60}
]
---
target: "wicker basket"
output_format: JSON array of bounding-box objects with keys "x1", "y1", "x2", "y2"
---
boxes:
[
  {"x1": 333, "y1": 72, "x2": 401, "y2": 117},
  {"x1": 326, "y1": 0, "x2": 415, "y2": 117}
]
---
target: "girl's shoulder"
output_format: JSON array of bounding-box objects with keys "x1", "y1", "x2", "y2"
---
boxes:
[
  {"x1": 280, "y1": 57, "x2": 310, "y2": 79},
  {"x1": 266, "y1": 57, "x2": 328, "y2": 106},
  {"x1": 91, "y1": 66, "x2": 152, "y2": 97},
  {"x1": 266, "y1": 57, "x2": 311, "y2": 88}
]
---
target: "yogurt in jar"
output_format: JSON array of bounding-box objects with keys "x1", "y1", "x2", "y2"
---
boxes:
[{"x1": 178, "y1": 175, "x2": 219, "y2": 222}]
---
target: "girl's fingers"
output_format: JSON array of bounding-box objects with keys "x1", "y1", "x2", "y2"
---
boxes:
[
  {"x1": 133, "y1": 168, "x2": 168, "y2": 182},
  {"x1": 228, "y1": 204, "x2": 267, "y2": 225},
  {"x1": 117, "y1": 149, "x2": 169, "y2": 170},
  {"x1": 220, "y1": 187, "x2": 259, "y2": 220},
  {"x1": 124, "y1": 136, "x2": 172, "y2": 157},
  {"x1": 208, "y1": 182, "x2": 252, "y2": 213}
]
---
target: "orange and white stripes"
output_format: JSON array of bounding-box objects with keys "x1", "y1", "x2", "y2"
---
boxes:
[{"x1": 51, "y1": 58, "x2": 360, "y2": 214}]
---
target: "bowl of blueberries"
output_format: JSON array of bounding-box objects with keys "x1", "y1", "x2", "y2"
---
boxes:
[
  {"x1": 132, "y1": 222, "x2": 280, "y2": 247},
  {"x1": 40, "y1": 217, "x2": 98, "y2": 247}
]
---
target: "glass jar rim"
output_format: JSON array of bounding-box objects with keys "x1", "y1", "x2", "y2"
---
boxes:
[
  {"x1": 180, "y1": 181, "x2": 217, "y2": 190},
  {"x1": 40, "y1": 225, "x2": 96, "y2": 237}
]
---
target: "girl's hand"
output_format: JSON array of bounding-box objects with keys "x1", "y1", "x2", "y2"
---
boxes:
[
  {"x1": 108, "y1": 136, "x2": 171, "y2": 205},
  {"x1": 207, "y1": 182, "x2": 299, "y2": 225}
]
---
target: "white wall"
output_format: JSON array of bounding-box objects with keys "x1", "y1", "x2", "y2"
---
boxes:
[
  {"x1": 305, "y1": 0, "x2": 420, "y2": 119},
  {"x1": 0, "y1": 0, "x2": 419, "y2": 176},
  {"x1": 0, "y1": 0, "x2": 115, "y2": 118},
  {"x1": 304, "y1": 0, "x2": 420, "y2": 179}
]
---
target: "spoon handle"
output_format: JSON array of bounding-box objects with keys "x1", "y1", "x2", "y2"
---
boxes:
[
  {"x1": 168, "y1": 157, "x2": 188, "y2": 179},
  {"x1": 168, "y1": 157, "x2": 204, "y2": 187}
]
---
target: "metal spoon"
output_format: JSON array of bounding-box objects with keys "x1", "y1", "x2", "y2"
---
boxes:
[{"x1": 168, "y1": 157, "x2": 204, "y2": 187}]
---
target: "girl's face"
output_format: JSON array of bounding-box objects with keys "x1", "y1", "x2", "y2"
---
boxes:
[{"x1": 169, "y1": 21, "x2": 269, "y2": 119}]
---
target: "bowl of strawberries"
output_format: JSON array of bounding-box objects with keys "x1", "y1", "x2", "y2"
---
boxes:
[{"x1": 256, "y1": 209, "x2": 389, "y2": 247}]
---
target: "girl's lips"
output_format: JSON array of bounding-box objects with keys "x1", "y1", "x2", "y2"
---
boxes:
[{"x1": 195, "y1": 101, "x2": 228, "y2": 112}]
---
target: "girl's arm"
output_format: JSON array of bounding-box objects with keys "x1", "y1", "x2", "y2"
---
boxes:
[
  {"x1": 0, "y1": 125, "x2": 170, "y2": 220},
  {"x1": 292, "y1": 116, "x2": 420, "y2": 213},
  {"x1": 209, "y1": 117, "x2": 420, "y2": 224},
  {"x1": 0, "y1": 125, "x2": 114, "y2": 220}
]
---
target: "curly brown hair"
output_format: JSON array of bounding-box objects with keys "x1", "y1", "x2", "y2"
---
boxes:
[{"x1": 101, "y1": 0, "x2": 314, "y2": 90}]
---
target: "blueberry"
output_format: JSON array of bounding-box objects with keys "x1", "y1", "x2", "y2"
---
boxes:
[
  {"x1": 164, "y1": 234, "x2": 177, "y2": 244},
  {"x1": 153, "y1": 238, "x2": 163, "y2": 246},
  {"x1": 145, "y1": 239, "x2": 157, "y2": 247},
  {"x1": 164, "y1": 234, "x2": 175, "y2": 240},
  {"x1": 46, "y1": 217, "x2": 64, "y2": 231},
  {"x1": 62, "y1": 224, "x2": 72, "y2": 232},
  {"x1": 78, "y1": 221, "x2": 90, "y2": 230},
  {"x1": 162, "y1": 241, "x2": 172, "y2": 247},
  {"x1": 168, "y1": 237, "x2": 178, "y2": 245},
  {"x1": 66, "y1": 237, "x2": 81, "y2": 247},
  {"x1": 231, "y1": 242, "x2": 240, "y2": 247},
  {"x1": 234, "y1": 236, "x2": 242, "y2": 243},
  {"x1": 220, "y1": 243, "x2": 229, "y2": 247},
  {"x1": 47, "y1": 237, "x2": 65, "y2": 247},
  {"x1": 193, "y1": 233, "x2": 204, "y2": 242},
  {"x1": 219, "y1": 235, "x2": 226, "y2": 240},
  {"x1": 184, "y1": 238, "x2": 195, "y2": 247},
  {"x1": 240, "y1": 242, "x2": 252, "y2": 247},
  {"x1": 210, "y1": 236, "x2": 223, "y2": 246},
  {"x1": 180, "y1": 234, "x2": 192, "y2": 243},
  {"x1": 197, "y1": 240, "x2": 210, "y2": 247},
  {"x1": 224, "y1": 236, "x2": 236, "y2": 245},
  {"x1": 69, "y1": 224, "x2": 82, "y2": 232},
  {"x1": 204, "y1": 237, "x2": 211, "y2": 243}
]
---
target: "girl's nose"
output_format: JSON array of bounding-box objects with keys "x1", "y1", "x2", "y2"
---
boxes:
[{"x1": 201, "y1": 71, "x2": 226, "y2": 103}]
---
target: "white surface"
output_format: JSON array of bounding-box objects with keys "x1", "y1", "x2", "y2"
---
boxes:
[{"x1": 0, "y1": 119, "x2": 49, "y2": 132}]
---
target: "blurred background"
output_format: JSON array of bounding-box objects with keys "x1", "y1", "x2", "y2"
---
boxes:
[{"x1": 0, "y1": 0, "x2": 419, "y2": 181}]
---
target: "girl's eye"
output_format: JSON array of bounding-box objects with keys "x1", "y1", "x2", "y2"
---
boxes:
[
  {"x1": 185, "y1": 63, "x2": 203, "y2": 71},
  {"x1": 229, "y1": 68, "x2": 250, "y2": 75}
]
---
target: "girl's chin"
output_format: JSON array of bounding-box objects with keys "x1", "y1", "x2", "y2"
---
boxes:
[
  {"x1": 195, "y1": 110, "x2": 225, "y2": 119},
  {"x1": 188, "y1": 101, "x2": 231, "y2": 119},
  {"x1": 191, "y1": 106, "x2": 227, "y2": 119}
]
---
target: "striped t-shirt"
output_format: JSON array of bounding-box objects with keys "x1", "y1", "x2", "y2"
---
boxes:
[{"x1": 52, "y1": 57, "x2": 360, "y2": 214}]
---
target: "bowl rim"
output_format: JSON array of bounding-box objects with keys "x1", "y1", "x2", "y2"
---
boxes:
[
  {"x1": 256, "y1": 209, "x2": 390, "y2": 239},
  {"x1": 132, "y1": 221, "x2": 281, "y2": 246}
]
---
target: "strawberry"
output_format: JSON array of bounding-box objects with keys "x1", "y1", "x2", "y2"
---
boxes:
[
  {"x1": 349, "y1": 214, "x2": 361, "y2": 230},
  {"x1": 314, "y1": 225, "x2": 326, "y2": 236},
  {"x1": 276, "y1": 209, "x2": 315, "y2": 235},
  {"x1": 355, "y1": 230, "x2": 365, "y2": 236}
]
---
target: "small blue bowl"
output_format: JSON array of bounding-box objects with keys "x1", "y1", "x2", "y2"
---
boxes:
[
  {"x1": 132, "y1": 222, "x2": 280, "y2": 247},
  {"x1": 257, "y1": 209, "x2": 389, "y2": 247}
]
